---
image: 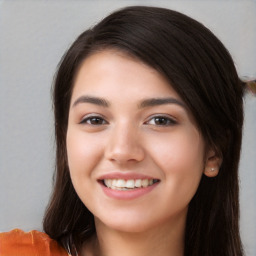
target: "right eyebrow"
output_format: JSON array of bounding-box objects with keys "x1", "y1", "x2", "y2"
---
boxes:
[{"x1": 72, "y1": 95, "x2": 110, "y2": 108}]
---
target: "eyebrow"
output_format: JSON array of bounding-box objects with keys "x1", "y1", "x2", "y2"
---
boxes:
[
  {"x1": 72, "y1": 95, "x2": 186, "y2": 109},
  {"x1": 72, "y1": 95, "x2": 110, "y2": 108},
  {"x1": 139, "y1": 97, "x2": 186, "y2": 109}
]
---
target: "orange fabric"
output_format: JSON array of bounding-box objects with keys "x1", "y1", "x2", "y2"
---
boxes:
[{"x1": 0, "y1": 229, "x2": 69, "y2": 256}]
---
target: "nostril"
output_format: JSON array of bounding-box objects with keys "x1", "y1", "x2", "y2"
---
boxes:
[{"x1": 106, "y1": 146, "x2": 145, "y2": 163}]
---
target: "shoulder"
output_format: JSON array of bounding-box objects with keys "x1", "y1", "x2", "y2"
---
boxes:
[{"x1": 0, "y1": 229, "x2": 69, "y2": 256}]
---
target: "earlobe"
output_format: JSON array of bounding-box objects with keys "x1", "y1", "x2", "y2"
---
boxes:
[
  {"x1": 204, "y1": 149, "x2": 222, "y2": 177},
  {"x1": 204, "y1": 166, "x2": 219, "y2": 177}
]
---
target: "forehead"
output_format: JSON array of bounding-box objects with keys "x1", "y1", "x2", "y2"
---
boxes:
[{"x1": 71, "y1": 50, "x2": 182, "y2": 102}]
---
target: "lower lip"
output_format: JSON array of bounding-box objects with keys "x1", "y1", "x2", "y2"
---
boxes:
[{"x1": 99, "y1": 182, "x2": 159, "y2": 200}]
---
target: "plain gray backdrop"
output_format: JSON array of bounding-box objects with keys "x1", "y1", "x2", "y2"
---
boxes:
[{"x1": 0, "y1": 0, "x2": 255, "y2": 255}]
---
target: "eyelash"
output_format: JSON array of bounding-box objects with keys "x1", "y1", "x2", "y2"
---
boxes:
[
  {"x1": 145, "y1": 115, "x2": 177, "y2": 126},
  {"x1": 80, "y1": 115, "x2": 108, "y2": 125},
  {"x1": 80, "y1": 114, "x2": 177, "y2": 127}
]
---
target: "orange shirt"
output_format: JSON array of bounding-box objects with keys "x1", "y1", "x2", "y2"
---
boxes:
[{"x1": 0, "y1": 229, "x2": 69, "y2": 256}]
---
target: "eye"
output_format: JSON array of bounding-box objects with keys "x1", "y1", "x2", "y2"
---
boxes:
[
  {"x1": 145, "y1": 115, "x2": 177, "y2": 126},
  {"x1": 80, "y1": 115, "x2": 108, "y2": 125}
]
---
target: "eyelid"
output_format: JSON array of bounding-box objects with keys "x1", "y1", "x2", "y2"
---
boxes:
[
  {"x1": 144, "y1": 114, "x2": 177, "y2": 126},
  {"x1": 79, "y1": 113, "x2": 109, "y2": 125}
]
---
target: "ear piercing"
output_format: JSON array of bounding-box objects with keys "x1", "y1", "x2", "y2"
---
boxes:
[
  {"x1": 205, "y1": 167, "x2": 215, "y2": 172},
  {"x1": 204, "y1": 167, "x2": 218, "y2": 177}
]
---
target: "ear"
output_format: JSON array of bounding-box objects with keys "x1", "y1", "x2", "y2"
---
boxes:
[{"x1": 204, "y1": 149, "x2": 222, "y2": 177}]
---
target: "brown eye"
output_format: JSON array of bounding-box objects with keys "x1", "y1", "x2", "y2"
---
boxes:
[
  {"x1": 80, "y1": 116, "x2": 108, "y2": 125},
  {"x1": 155, "y1": 117, "x2": 169, "y2": 125},
  {"x1": 146, "y1": 116, "x2": 177, "y2": 126}
]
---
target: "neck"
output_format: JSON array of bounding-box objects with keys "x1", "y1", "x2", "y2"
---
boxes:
[{"x1": 83, "y1": 216, "x2": 185, "y2": 256}]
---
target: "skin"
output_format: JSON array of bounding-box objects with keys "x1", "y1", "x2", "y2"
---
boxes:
[{"x1": 66, "y1": 50, "x2": 220, "y2": 256}]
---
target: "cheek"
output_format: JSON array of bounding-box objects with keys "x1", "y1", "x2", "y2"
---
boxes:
[
  {"x1": 66, "y1": 129, "x2": 105, "y2": 210},
  {"x1": 164, "y1": 140, "x2": 204, "y2": 171},
  {"x1": 66, "y1": 128, "x2": 103, "y2": 178},
  {"x1": 152, "y1": 127, "x2": 204, "y2": 171},
  {"x1": 149, "y1": 129, "x2": 204, "y2": 195}
]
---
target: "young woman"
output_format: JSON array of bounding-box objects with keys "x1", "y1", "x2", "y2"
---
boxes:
[{"x1": 1, "y1": 5, "x2": 252, "y2": 256}]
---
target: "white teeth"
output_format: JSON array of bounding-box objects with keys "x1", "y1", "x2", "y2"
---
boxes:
[
  {"x1": 103, "y1": 178, "x2": 158, "y2": 190},
  {"x1": 104, "y1": 179, "x2": 112, "y2": 188},
  {"x1": 116, "y1": 179, "x2": 126, "y2": 187},
  {"x1": 126, "y1": 179, "x2": 135, "y2": 188},
  {"x1": 141, "y1": 179, "x2": 149, "y2": 187},
  {"x1": 135, "y1": 179, "x2": 141, "y2": 188}
]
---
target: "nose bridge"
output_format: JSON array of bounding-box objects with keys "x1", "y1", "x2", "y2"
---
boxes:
[{"x1": 106, "y1": 120, "x2": 144, "y2": 163}]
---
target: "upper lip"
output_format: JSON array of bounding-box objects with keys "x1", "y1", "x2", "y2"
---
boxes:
[{"x1": 98, "y1": 172, "x2": 159, "y2": 181}]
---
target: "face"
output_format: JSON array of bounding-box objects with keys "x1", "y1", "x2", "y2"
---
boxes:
[{"x1": 67, "y1": 50, "x2": 206, "y2": 233}]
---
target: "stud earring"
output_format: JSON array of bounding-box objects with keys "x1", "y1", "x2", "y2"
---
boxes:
[{"x1": 204, "y1": 167, "x2": 219, "y2": 177}]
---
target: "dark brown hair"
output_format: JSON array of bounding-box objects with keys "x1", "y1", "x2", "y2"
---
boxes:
[{"x1": 43, "y1": 6, "x2": 245, "y2": 256}]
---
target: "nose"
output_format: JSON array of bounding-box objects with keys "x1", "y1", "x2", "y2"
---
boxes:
[{"x1": 105, "y1": 122, "x2": 145, "y2": 164}]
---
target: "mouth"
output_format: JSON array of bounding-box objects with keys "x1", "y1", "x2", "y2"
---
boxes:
[{"x1": 101, "y1": 178, "x2": 160, "y2": 191}]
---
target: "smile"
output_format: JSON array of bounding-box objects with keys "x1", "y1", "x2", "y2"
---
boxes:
[{"x1": 103, "y1": 179, "x2": 159, "y2": 190}]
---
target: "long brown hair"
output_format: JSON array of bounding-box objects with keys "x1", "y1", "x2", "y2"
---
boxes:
[{"x1": 43, "y1": 6, "x2": 245, "y2": 256}]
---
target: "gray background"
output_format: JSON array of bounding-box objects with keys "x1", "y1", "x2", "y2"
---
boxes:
[{"x1": 0, "y1": 0, "x2": 255, "y2": 255}]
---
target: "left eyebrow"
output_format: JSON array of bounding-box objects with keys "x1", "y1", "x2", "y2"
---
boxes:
[{"x1": 138, "y1": 97, "x2": 186, "y2": 109}]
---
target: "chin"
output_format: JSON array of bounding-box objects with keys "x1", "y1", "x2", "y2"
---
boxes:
[
  {"x1": 95, "y1": 211, "x2": 164, "y2": 234},
  {"x1": 106, "y1": 220, "x2": 153, "y2": 233}
]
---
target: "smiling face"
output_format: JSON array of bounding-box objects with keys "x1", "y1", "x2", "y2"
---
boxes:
[{"x1": 66, "y1": 50, "x2": 207, "y2": 233}]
